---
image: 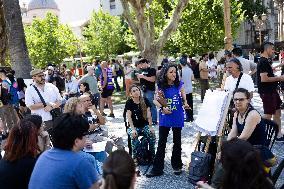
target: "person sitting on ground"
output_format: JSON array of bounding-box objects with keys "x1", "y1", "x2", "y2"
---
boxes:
[
  {"x1": 24, "y1": 114, "x2": 50, "y2": 152},
  {"x1": 126, "y1": 85, "x2": 155, "y2": 164},
  {"x1": 227, "y1": 88, "x2": 266, "y2": 146},
  {"x1": 102, "y1": 150, "x2": 136, "y2": 189},
  {"x1": 0, "y1": 119, "x2": 40, "y2": 189},
  {"x1": 196, "y1": 138, "x2": 274, "y2": 189},
  {"x1": 29, "y1": 114, "x2": 100, "y2": 189}
]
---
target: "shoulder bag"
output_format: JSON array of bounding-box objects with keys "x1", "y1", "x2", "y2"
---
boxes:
[{"x1": 33, "y1": 85, "x2": 61, "y2": 120}]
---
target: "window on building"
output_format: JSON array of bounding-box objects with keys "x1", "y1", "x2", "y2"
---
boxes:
[
  {"x1": 33, "y1": 15, "x2": 36, "y2": 18},
  {"x1": 110, "y1": 0, "x2": 116, "y2": 9}
]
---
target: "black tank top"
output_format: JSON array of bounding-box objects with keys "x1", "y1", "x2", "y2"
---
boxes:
[{"x1": 236, "y1": 105, "x2": 266, "y2": 146}]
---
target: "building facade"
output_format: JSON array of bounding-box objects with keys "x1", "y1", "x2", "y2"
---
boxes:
[
  {"x1": 21, "y1": 0, "x2": 60, "y2": 25},
  {"x1": 235, "y1": 0, "x2": 282, "y2": 49},
  {"x1": 100, "y1": 0, "x2": 123, "y2": 16}
]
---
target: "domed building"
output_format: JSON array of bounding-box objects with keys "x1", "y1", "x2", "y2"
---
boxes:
[{"x1": 21, "y1": 0, "x2": 60, "y2": 25}]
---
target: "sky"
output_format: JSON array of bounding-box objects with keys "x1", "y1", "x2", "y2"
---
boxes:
[{"x1": 19, "y1": 0, "x2": 100, "y2": 24}]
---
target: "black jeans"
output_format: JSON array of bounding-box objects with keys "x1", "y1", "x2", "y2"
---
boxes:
[
  {"x1": 152, "y1": 126, "x2": 183, "y2": 172},
  {"x1": 185, "y1": 93, "x2": 193, "y2": 121},
  {"x1": 114, "y1": 76, "x2": 121, "y2": 91},
  {"x1": 199, "y1": 79, "x2": 209, "y2": 102}
]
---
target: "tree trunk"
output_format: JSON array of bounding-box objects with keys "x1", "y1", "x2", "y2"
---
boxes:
[
  {"x1": 121, "y1": 0, "x2": 189, "y2": 67},
  {"x1": 0, "y1": 0, "x2": 7, "y2": 66},
  {"x1": 223, "y1": 0, "x2": 232, "y2": 50},
  {"x1": 3, "y1": 0, "x2": 32, "y2": 78}
]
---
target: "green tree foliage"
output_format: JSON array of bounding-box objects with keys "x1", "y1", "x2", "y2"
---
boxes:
[
  {"x1": 239, "y1": 0, "x2": 267, "y2": 20},
  {"x1": 163, "y1": 0, "x2": 244, "y2": 55},
  {"x1": 83, "y1": 10, "x2": 130, "y2": 60},
  {"x1": 25, "y1": 13, "x2": 77, "y2": 68}
]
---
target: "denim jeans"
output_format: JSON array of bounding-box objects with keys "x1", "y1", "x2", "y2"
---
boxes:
[
  {"x1": 127, "y1": 126, "x2": 156, "y2": 159},
  {"x1": 144, "y1": 90, "x2": 157, "y2": 124}
]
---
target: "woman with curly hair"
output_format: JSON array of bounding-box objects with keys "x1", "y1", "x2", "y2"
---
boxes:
[{"x1": 146, "y1": 63, "x2": 189, "y2": 177}]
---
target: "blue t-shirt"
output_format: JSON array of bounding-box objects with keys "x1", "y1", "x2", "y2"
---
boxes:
[
  {"x1": 159, "y1": 82, "x2": 184, "y2": 128},
  {"x1": 29, "y1": 148, "x2": 99, "y2": 189}
]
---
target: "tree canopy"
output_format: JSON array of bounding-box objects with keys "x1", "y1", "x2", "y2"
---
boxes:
[
  {"x1": 25, "y1": 13, "x2": 77, "y2": 68},
  {"x1": 122, "y1": 0, "x2": 244, "y2": 58},
  {"x1": 83, "y1": 10, "x2": 129, "y2": 60},
  {"x1": 163, "y1": 0, "x2": 244, "y2": 55}
]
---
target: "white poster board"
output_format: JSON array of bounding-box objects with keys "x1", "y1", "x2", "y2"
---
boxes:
[{"x1": 193, "y1": 90, "x2": 231, "y2": 136}]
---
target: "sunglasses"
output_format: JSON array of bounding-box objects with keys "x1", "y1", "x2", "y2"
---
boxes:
[{"x1": 233, "y1": 98, "x2": 247, "y2": 102}]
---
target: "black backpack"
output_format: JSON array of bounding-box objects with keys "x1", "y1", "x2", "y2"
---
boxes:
[
  {"x1": 193, "y1": 63, "x2": 200, "y2": 79},
  {"x1": 188, "y1": 151, "x2": 212, "y2": 184},
  {"x1": 136, "y1": 137, "x2": 152, "y2": 166},
  {"x1": 55, "y1": 76, "x2": 65, "y2": 92},
  {"x1": 0, "y1": 84, "x2": 10, "y2": 105}
]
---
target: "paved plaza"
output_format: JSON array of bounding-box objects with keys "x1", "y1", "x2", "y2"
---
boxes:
[{"x1": 105, "y1": 90, "x2": 284, "y2": 189}]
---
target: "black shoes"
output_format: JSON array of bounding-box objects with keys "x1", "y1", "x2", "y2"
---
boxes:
[
  {"x1": 173, "y1": 168, "x2": 182, "y2": 175},
  {"x1": 108, "y1": 113, "x2": 115, "y2": 118},
  {"x1": 146, "y1": 170, "x2": 164, "y2": 178}
]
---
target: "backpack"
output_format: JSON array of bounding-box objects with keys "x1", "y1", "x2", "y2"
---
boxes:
[
  {"x1": 193, "y1": 63, "x2": 200, "y2": 79},
  {"x1": 3, "y1": 80, "x2": 18, "y2": 105},
  {"x1": 55, "y1": 76, "x2": 65, "y2": 92},
  {"x1": 188, "y1": 151, "x2": 212, "y2": 184},
  {"x1": 136, "y1": 137, "x2": 152, "y2": 166},
  {"x1": 0, "y1": 83, "x2": 10, "y2": 105}
]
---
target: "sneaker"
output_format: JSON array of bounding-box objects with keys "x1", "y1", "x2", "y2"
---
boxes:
[
  {"x1": 101, "y1": 112, "x2": 107, "y2": 116},
  {"x1": 108, "y1": 113, "x2": 115, "y2": 118},
  {"x1": 173, "y1": 168, "x2": 182, "y2": 175}
]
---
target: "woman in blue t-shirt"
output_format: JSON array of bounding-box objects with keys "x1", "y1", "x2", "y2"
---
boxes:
[{"x1": 146, "y1": 63, "x2": 189, "y2": 177}]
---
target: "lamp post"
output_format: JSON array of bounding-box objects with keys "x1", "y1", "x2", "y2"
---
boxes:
[{"x1": 253, "y1": 13, "x2": 267, "y2": 46}]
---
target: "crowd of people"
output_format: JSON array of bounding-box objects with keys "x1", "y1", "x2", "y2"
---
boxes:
[{"x1": 0, "y1": 42, "x2": 282, "y2": 188}]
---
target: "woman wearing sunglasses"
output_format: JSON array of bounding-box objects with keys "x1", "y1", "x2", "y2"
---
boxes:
[{"x1": 227, "y1": 88, "x2": 266, "y2": 145}]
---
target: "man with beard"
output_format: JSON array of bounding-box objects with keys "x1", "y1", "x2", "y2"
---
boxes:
[{"x1": 25, "y1": 69, "x2": 62, "y2": 132}]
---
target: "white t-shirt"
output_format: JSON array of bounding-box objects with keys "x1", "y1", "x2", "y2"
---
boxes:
[
  {"x1": 181, "y1": 66, "x2": 193, "y2": 94},
  {"x1": 224, "y1": 73, "x2": 255, "y2": 93},
  {"x1": 207, "y1": 59, "x2": 217, "y2": 78},
  {"x1": 237, "y1": 57, "x2": 257, "y2": 74},
  {"x1": 25, "y1": 83, "x2": 62, "y2": 121}
]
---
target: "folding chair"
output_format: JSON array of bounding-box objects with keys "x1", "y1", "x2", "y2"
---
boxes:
[
  {"x1": 272, "y1": 158, "x2": 284, "y2": 184},
  {"x1": 123, "y1": 107, "x2": 132, "y2": 155},
  {"x1": 262, "y1": 118, "x2": 278, "y2": 150}
]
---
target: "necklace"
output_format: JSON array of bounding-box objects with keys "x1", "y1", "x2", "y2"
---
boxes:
[{"x1": 239, "y1": 105, "x2": 249, "y2": 118}]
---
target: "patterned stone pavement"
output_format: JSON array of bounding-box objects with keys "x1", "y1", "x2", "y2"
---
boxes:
[{"x1": 105, "y1": 91, "x2": 284, "y2": 189}]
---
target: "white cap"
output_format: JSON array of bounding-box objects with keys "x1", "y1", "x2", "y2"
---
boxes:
[{"x1": 47, "y1": 66, "x2": 54, "y2": 71}]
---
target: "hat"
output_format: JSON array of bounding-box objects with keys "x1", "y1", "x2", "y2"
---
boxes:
[
  {"x1": 30, "y1": 69, "x2": 43, "y2": 76},
  {"x1": 47, "y1": 66, "x2": 54, "y2": 71}
]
